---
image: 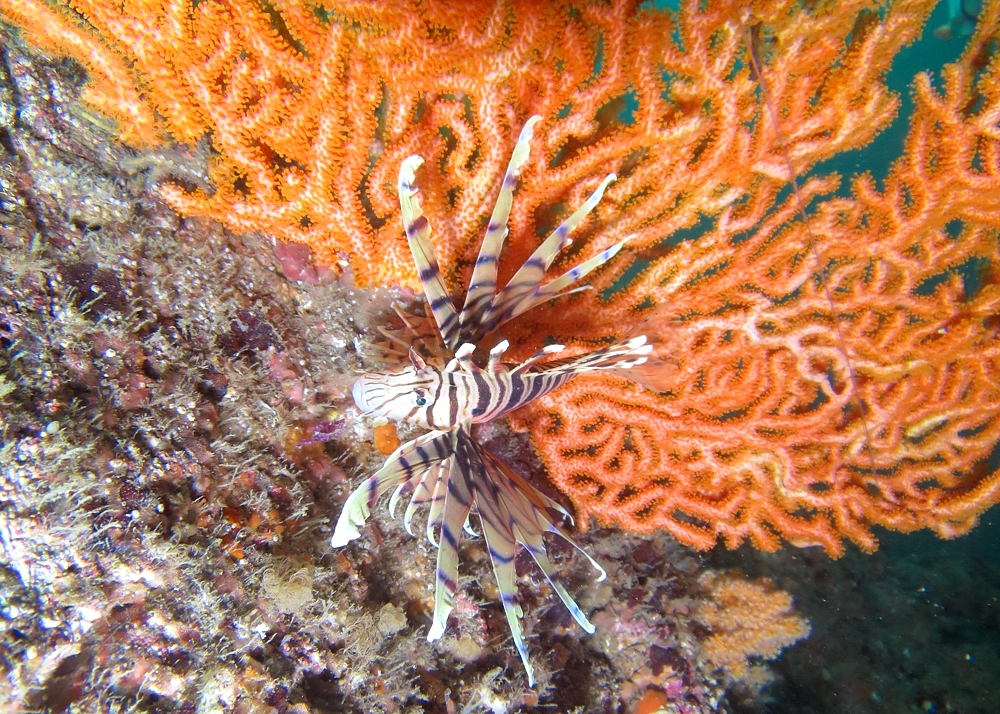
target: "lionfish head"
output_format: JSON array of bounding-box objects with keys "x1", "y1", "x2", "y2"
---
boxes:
[{"x1": 352, "y1": 347, "x2": 441, "y2": 422}]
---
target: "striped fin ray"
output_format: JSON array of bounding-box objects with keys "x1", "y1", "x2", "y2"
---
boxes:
[
  {"x1": 399, "y1": 156, "x2": 460, "y2": 349},
  {"x1": 477, "y1": 174, "x2": 620, "y2": 339},
  {"x1": 499, "y1": 233, "x2": 634, "y2": 327},
  {"x1": 424, "y1": 464, "x2": 449, "y2": 547},
  {"x1": 532, "y1": 335, "x2": 653, "y2": 378},
  {"x1": 508, "y1": 344, "x2": 566, "y2": 376},
  {"x1": 459, "y1": 116, "x2": 541, "y2": 335},
  {"x1": 487, "y1": 340, "x2": 510, "y2": 372},
  {"x1": 475, "y1": 336, "x2": 655, "y2": 422},
  {"x1": 367, "y1": 305, "x2": 449, "y2": 368},
  {"x1": 330, "y1": 429, "x2": 454, "y2": 547},
  {"x1": 479, "y1": 446, "x2": 606, "y2": 629},
  {"x1": 401, "y1": 461, "x2": 447, "y2": 537},
  {"x1": 477, "y1": 487, "x2": 532, "y2": 685},
  {"x1": 427, "y1": 424, "x2": 479, "y2": 642}
]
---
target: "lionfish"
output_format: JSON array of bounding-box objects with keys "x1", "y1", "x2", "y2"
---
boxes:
[{"x1": 331, "y1": 116, "x2": 655, "y2": 685}]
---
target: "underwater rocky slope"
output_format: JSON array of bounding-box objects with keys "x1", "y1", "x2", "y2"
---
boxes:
[
  {"x1": 3, "y1": 17, "x2": 999, "y2": 714},
  {"x1": 0, "y1": 27, "x2": 822, "y2": 714}
]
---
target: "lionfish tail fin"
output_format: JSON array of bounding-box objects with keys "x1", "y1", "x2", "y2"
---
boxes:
[
  {"x1": 459, "y1": 116, "x2": 542, "y2": 335},
  {"x1": 399, "y1": 156, "x2": 461, "y2": 349}
]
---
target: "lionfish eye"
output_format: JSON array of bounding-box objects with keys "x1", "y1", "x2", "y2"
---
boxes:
[{"x1": 415, "y1": 389, "x2": 427, "y2": 406}]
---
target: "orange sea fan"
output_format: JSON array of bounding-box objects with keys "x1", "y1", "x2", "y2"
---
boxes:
[
  {"x1": 0, "y1": 0, "x2": 933, "y2": 289},
  {"x1": 508, "y1": 1, "x2": 1000, "y2": 555},
  {"x1": 3, "y1": 0, "x2": 998, "y2": 556}
]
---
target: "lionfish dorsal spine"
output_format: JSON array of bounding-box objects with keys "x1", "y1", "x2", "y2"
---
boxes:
[
  {"x1": 501, "y1": 232, "x2": 635, "y2": 327},
  {"x1": 453, "y1": 342, "x2": 481, "y2": 374},
  {"x1": 399, "y1": 119, "x2": 625, "y2": 354},
  {"x1": 487, "y1": 339, "x2": 510, "y2": 372},
  {"x1": 458, "y1": 115, "x2": 542, "y2": 336},
  {"x1": 398, "y1": 155, "x2": 461, "y2": 349},
  {"x1": 481, "y1": 172, "x2": 620, "y2": 338},
  {"x1": 509, "y1": 343, "x2": 565, "y2": 376}
]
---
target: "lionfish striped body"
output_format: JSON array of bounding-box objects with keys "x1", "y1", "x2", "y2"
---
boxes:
[{"x1": 332, "y1": 116, "x2": 651, "y2": 685}]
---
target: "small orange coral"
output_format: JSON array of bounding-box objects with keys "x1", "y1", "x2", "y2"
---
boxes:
[
  {"x1": 372, "y1": 418, "x2": 401, "y2": 455},
  {"x1": 693, "y1": 572, "x2": 810, "y2": 681},
  {"x1": 631, "y1": 689, "x2": 668, "y2": 714}
]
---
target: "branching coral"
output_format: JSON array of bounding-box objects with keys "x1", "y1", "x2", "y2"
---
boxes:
[
  {"x1": 693, "y1": 572, "x2": 810, "y2": 682},
  {"x1": 0, "y1": 0, "x2": 933, "y2": 288},
  {"x1": 509, "y1": 2, "x2": 1000, "y2": 555},
  {"x1": 2, "y1": 0, "x2": 998, "y2": 556}
]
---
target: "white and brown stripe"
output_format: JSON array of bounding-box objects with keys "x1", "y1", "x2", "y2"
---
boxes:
[{"x1": 334, "y1": 115, "x2": 650, "y2": 687}]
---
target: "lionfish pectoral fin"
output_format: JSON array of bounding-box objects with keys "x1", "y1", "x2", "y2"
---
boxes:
[
  {"x1": 498, "y1": 567, "x2": 534, "y2": 687},
  {"x1": 330, "y1": 430, "x2": 454, "y2": 548},
  {"x1": 495, "y1": 456, "x2": 575, "y2": 524},
  {"x1": 493, "y1": 457, "x2": 606, "y2": 633},
  {"x1": 330, "y1": 479, "x2": 376, "y2": 547},
  {"x1": 514, "y1": 526, "x2": 597, "y2": 635},
  {"x1": 403, "y1": 461, "x2": 447, "y2": 537},
  {"x1": 399, "y1": 155, "x2": 460, "y2": 349},
  {"x1": 475, "y1": 442, "x2": 606, "y2": 687},
  {"x1": 388, "y1": 482, "x2": 407, "y2": 519},
  {"x1": 425, "y1": 470, "x2": 448, "y2": 546},
  {"x1": 490, "y1": 447, "x2": 607, "y2": 631},
  {"x1": 428, "y1": 426, "x2": 477, "y2": 642},
  {"x1": 477, "y1": 493, "x2": 536, "y2": 687},
  {"x1": 463, "y1": 515, "x2": 480, "y2": 537},
  {"x1": 459, "y1": 116, "x2": 541, "y2": 336}
]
